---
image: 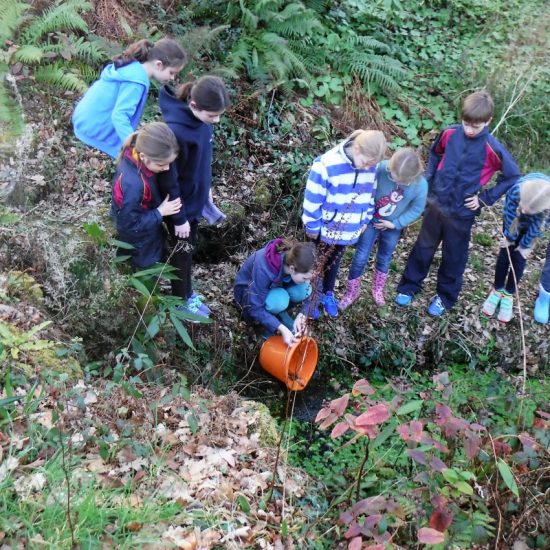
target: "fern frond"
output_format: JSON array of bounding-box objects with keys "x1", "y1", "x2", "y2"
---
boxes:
[
  {"x1": 12, "y1": 45, "x2": 44, "y2": 64},
  {"x1": 0, "y1": 69, "x2": 24, "y2": 141},
  {"x1": 348, "y1": 34, "x2": 391, "y2": 53},
  {"x1": 22, "y1": 1, "x2": 91, "y2": 44},
  {"x1": 0, "y1": 0, "x2": 29, "y2": 43},
  {"x1": 34, "y1": 64, "x2": 88, "y2": 93},
  {"x1": 239, "y1": 0, "x2": 259, "y2": 30},
  {"x1": 303, "y1": 0, "x2": 330, "y2": 14},
  {"x1": 175, "y1": 25, "x2": 230, "y2": 62}
]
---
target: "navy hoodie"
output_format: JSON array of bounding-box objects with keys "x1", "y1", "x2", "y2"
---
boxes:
[
  {"x1": 159, "y1": 85, "x2": 213, "y2": 225},
  {"x1": 426, "y1": 124, "x2": 520, "y2": 217}
]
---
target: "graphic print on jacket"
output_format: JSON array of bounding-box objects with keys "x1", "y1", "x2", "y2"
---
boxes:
[{"x1": 374, "y1": 187, "x2": 404, "y2": 219}]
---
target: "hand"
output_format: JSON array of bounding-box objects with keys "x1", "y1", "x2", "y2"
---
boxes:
[
  {"x1": 174, "y1": 221, "x2": 190, "y2": 239},
  {"x1": 464, "y1": 195, "x2": 480, "y2": 210},
  {"x1": 499, "y1": 237, "x2": 515, "y2": 248},
  {"x1": 157, "y1": 195, "x2": 181, "y2": 217},
  {"x1": 373, "y1": 220, "x2": 395, "y2": 231},
  {"x1": 279, "y1": 325, "x2": 298, "y2": 347},
  {"x1": 517, "y1": 246, "x2": 532, "y2": 259},
  {"x1": 293, "y1": 313, "x2": 307, "y2": 337}
]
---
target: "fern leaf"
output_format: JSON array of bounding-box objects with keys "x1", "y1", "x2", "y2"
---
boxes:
[
  {"x1": 0, "y1": 0, "x2": 29, "y2": 43},
  {"x1": 239, "y1": 0, "x2": 259, "y2": 30},
  {"x1": 34, "y1": 64, "x2": 88, "y2": 93},
  {"x1": 12, "y1": 45, "x2": 44, "y2": 64}
]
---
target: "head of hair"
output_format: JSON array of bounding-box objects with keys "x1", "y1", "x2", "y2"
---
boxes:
[
  {"x1": 277, "y1": 239, "x2": 316, "y2": 274},
  {"x1": 347, "y1": 129, "x2": 387, "y2": 164},
  {"x1": 114, "y1": 38, "x2": 187, "y2": 69},
  {"x1": 175, "y1": 76, "x2": 230, "y2": 112},
  {"x1": 461, "y1": 90, "x2": 494, "y2": 124},
  {"x1": 388, "y1": 147, "x2": 424, "y2": 184},
  {"x1": 519, "y1": 176, "x2": 550, "y2": 214},
  {"x1": 117, "y1": 122, "x2": 179, "y2": 164}
]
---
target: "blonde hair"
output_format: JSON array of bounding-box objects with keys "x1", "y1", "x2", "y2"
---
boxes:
[
  {"x1": 117, "y1": 122, "x2": 179, "y2": 164},
  {"x1": 347, "y1": 129, "x2": 387, "y2": 164},
  {"x1": 519, "y1": 177, "x2": 550, "y2": 214},
  {"x1": 388, "y1": 147, "x2": 424, "y2": 184}
]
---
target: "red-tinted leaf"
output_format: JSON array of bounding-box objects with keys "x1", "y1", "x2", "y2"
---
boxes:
[
  {"x1": 418, "y1": 527, "x2": 445, "y2": 544},
  {"x1": 408, "y1": 449, "x2": 428, "y2": 465},
  {"x1": 365, "y1": 545, "x2": 385, "y2": 550},
  {"x1": 331, "y1": 395, "x2": 350, "y2": 416},
  {"x1": 348, "y1": 536, "x2": 362, "y2": 550},
  {"x1": 411, "y1": 420, "x2": 424, "y2": 442},
  {"x1": 494, "y1": 440, "x2": 512, "y2": 457},
  {"x1": 356, "y1": 404, "x2": 390, "y2": 426},
  {"x1": 397, "y1": 424, "x2": 410, "y2": 441},
  {"x1": 363, "y1": 514, "x2": 382, "y2": 529},
  {"x1": 518, "y1": 433, "x2": 536, "y2": 451},
  {"x1": 463, "y1": 432, "x2": 481, "y2": 460},
  {"x1": 352, "y1": 379, "x2": 375, "y2": 396},
  {"x1": 429, "y1": 507, "x2": 453, "y2": 532},
  {"x1": 429, "y1": 456, "x2": 447, "y2": 472},
  {"x1": 431, "y1": 439, "x2": 449, "y2": 453},
  {"x1": 352, "y1": 496, "x2": 386, "y2": 516},
  {"x1": 315, "y1": 407, "x2": 332, "y2": 422},
  {"x1": 331, "y1": 421, "x2": 350, "y2": 439},
  {"x1": 319, "y1": 412, "x2": 338, "y2": 430},
  {"x1": 536, "y1": 409, "x2": 550, "y2": 419},
  {"x1": 435, "y1": 403, "x2": 451, "y2": 426},
  {"x1": 340, "y1": 511, "x2": 354, "y2": 524},
  {"x1": 469, "y1": 423, "x2": 486, "y2": 432},
  {"x1": 344, "y1": 522, "x2": 361, "y2": 538}
]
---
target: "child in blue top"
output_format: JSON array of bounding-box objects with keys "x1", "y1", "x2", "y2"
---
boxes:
[
  {"x1": 396, "y1": 91, "x2": 521, "y2": 316},
  {"x1": 234, "y1": 239, "x2": 316, "y2": 347},
  {"x1": 73, "y1": 38, "x2": 186, "y2": 158},
  {"x1": 302, "y1": 129, "x2": 387, "y2": 318},
  {"x1": 339, "y1": 148, "x2": 428, "y2": 310},
  {"x1": 482, "y1": 173, "x2": 550, "y2": 323},
  {"x1": 111, "y1": 122, "x2": 181, "y2": 268}
]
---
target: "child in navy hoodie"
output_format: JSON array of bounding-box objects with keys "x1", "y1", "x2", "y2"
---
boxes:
[
  {"x1": 111, "y1": 122, "x2": 181, "y2": 268},
  {"x1": 396, "y1": 91, "x2": 521, "y2": 316},
  {"x1": 159, "y1": 76, "x2": 230, "y2": 317},
  {"x1": 73, "y1": 38, "x2": 186, "y2": 158},
  {"x1": 234, "y1": 240, "x2": 316, "y2": 346}
]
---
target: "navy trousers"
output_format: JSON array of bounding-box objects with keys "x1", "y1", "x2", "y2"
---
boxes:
[{"x1": 397, "y1": 205, "x2": 474, "y2": 309}]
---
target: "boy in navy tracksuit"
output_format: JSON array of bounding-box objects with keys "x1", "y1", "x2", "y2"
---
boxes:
[{"x1": 395, "y1": 91, "x2": 521, "y2": 315}]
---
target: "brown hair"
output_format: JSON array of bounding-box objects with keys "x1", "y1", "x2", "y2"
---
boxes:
[
  {"x1": 461, "y1": 90, "x2": 494, "y2": 124},
  {"x1": 176, "y1": 76, "x2": 230, "y2": 112},
  {"x1": 277, "y1": 239, "x2": 316, "y2": 273},
  {"x1": 117, "y1": 122, "x2": 179, "y2": 164},
  {"x1": 388, "y1": 147, "x2": 424, "y2": 184},
  {"x1": 114, "y1": 38, "x2": 187, "y2": 69},
  {"x1": 347, "y1": 129, "x2": 387, "y2": 164}
]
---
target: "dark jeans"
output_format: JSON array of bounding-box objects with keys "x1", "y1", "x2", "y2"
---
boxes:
[
  {"x1": 494, "y1": 246, "x2": 527, "y2": 294},
  {"x1": 397, "y1": 205, "x2": 474, "y2": 309},
  {"x1": 316, "y1": 241, "x2": 346, "y2": 294},
  {"x1": 167, "y1": 221, "x2": 199, "y2": 300}
]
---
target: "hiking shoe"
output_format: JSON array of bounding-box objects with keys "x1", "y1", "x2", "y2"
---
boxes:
[
  {"x1": 497, "y1": 293, "x2": 513, "y2": 323},
  {"x1": 322, "y1": 291, "x2": 339, "y2": 318},
  {"x1": 190, "y1": 292, "x2": 211, "y2": 315},
  {"x1": 395, "y1": 293, "x2": 413, "y2": 306},
  {"x1": 428, "y1": 295, "x2": 446, "y2": 316},
  {"x1": 482, "y1": 289, "x2": 502, "y2": 317}
]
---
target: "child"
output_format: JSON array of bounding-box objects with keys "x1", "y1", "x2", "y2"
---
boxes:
[
  {"x1": 395, "y1": 90, "x2": 521, "y2": 316},
  {"x1": 339, "y1": 148, "x2": 427, "y2": 310},
  {"x1": 302, "y1": 129, "x2": 387, "y2": 318},
  {"x1": 159, "y1": 76, "x2": 230, "y2": 316},
  {"x1": 483, "y1": 173, "x2": 550, "y2": 323},
  {"x1": 111, "y1": 122, "x2": 181, "y2": 268},
  {"x1": 73, "y1": 38, "x2": 187, "y2": 158},
  {"x1": 234, "y1": 239, "x2": 316, "y2": 347},
  {"x1": 534, "y1": 241, "x2": 550, "y2": 324}
]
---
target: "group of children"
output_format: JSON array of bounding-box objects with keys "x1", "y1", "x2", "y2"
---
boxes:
[{"x1": 71, "y1": 38, "x2": 550, "y2": 347}]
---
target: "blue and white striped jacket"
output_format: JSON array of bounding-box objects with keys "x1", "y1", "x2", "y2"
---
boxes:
[
  {"x1": 302, "y1": 140, "x2": 378, "y2": 245},
  {"x1": 503, "y1": 173, "x2": 550, "y2": 249}
]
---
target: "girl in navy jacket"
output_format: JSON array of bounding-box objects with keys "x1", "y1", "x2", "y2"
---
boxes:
[
  {"x1": 159, "y1": 76, "x2": 230, "y2": 317},
  {"x1": 111, "y1": 122, "x2": 181, "y2": 268}
]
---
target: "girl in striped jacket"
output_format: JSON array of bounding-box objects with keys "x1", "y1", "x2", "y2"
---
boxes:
[
  {"x1": 482, "y1": 173, "x2": 550, "y2": 323},
  {"x1": 301, "y1": 129, "x2": 387, "y2": 318}
]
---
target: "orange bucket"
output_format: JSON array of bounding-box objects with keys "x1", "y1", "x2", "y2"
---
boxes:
[{"x1": 259, "y1": 335, "x2": 318, "y2": 391}]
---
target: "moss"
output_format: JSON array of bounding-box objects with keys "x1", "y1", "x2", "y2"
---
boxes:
[
  {"x1": 3, "y1": 271, "x2": 44, "y2": 304},
  {"x1": 243, "y1": 400, "x2": 280, "y2": 447},
  {"x1": 251, "y1": 178, "x2": 273, "y2": 212}
]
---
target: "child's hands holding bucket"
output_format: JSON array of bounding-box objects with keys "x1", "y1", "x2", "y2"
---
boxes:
[
  {"x1": 279, "y1": 325, "x2": 298, "y2": 347},
  {"x1": 293, "y1": 313, "x2": 307, "y2": 337}
]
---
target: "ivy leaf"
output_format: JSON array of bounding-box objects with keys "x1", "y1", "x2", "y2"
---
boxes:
[
  {"x1": 417, "y1": 527, "x2": 445, "y2": 544},
  {"x1": 397, "y1": 399, "x2": 423, "y2": 415},
  {"x1": 356, "y1": 404, "x2": 390, "y2": 426},
  {"x1": 497, "y1": 458, "x2": 519, "y2": 497}
]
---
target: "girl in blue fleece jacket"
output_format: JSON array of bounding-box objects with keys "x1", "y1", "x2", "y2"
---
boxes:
[
  {"x1": 340, "y1": 148, "x2": 427, "y2": 310},
  {"x1": 482, "y1": 173, "x2": 550, "y2": 323},
  {"x1": 111, "y1": 122, "x2": 181, "y2": 268},
  {"x1": 73, "y1": 38, "x2": 186, "y2": 158},
  {"x1": 234, "y1": 240, "x2": 316, "y2": 347}
]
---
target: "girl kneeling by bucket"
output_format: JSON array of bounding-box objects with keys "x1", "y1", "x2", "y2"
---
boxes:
[{"x1": 234, "y1": 239, "x2": 316, "y2": 346}]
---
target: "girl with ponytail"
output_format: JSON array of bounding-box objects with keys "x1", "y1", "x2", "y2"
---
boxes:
[{"x1": 73, "y1": 38, "x2": 187, "y2": 158}]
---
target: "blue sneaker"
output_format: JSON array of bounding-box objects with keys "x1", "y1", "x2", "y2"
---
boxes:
[
  {"x1": 175, "y1": 296, "x2": 209, "y2": 322},
  {"x1": 190, "y1": 292, "x2": 211, "y2": 316},
  {"x1": 428, "y1": 295, "x2": 446, "y2": 316},
  {"x1": 395, "y1": 293, "x2": 413, "y2": 306},
  {"x1": 322, "y1": 292, "x2": 339, "y2": 318}
]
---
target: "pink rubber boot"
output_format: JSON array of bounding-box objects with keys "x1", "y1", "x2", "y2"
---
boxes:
[
  {"x1": 339, "y1": 277, "x2": 361, "y2": 311},
  {"x1": 371, "y1": 270, "x2": 388, "y2": 306}
]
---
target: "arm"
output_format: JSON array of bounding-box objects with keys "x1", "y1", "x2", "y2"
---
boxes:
[
  {"x1": 478, "y1": 145, "x2": 521, "y2": 207},
  {"x1": 302, "y1": 159, "x2": 328, "y2": 239},
  {"x1": 502, "y1": 184, "x2": 521, "y2": 241},
  {"x1": 159, "y1": 140, "x2": 190, "y2": 227},
  {"x1": 110, "y1": 82, "x2": 148, "y2": 142},
  {"x1": 519, "y1": 215, "x2": 545, "y2": 249},
  {"x1": 392, "y1": 178, "x2": 428, "y2": 230},
  {"x1": 425, "y1": 129, "x2": 449, "y2": 186}
]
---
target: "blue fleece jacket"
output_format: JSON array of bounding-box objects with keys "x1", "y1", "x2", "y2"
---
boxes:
[
  {"x1": 159, "y1": 85, "x2": 213, "y2": 225},
  {"x1": 426, "y1": 124, "x2": 520, "y2": 218},
  {"x1": 233, "y1": 240, "x2": 287, "y2": 333},
  {"x1": 72, "y1": 61, "x2": 150, "y2": 158},
  {"x1": 372, "y1": 161, "x2": 428, "y2": 230},
  {"x1": 111, "y1": 148, "x2": 164, "y2": 268}
]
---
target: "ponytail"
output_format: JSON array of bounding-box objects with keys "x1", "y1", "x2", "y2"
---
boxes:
[
  {"x1": 175, "y1": 75, "x2": 230, "y2": 112},
  {"x1": 279, "y1": 239, "x2": 316, "y2": 274},
  {"x1": 114, "y1": 37, "x2": 187, "y2": 69},
  {"x1": 117, "y1": 122, "x2": 179, "y2": 164}
]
